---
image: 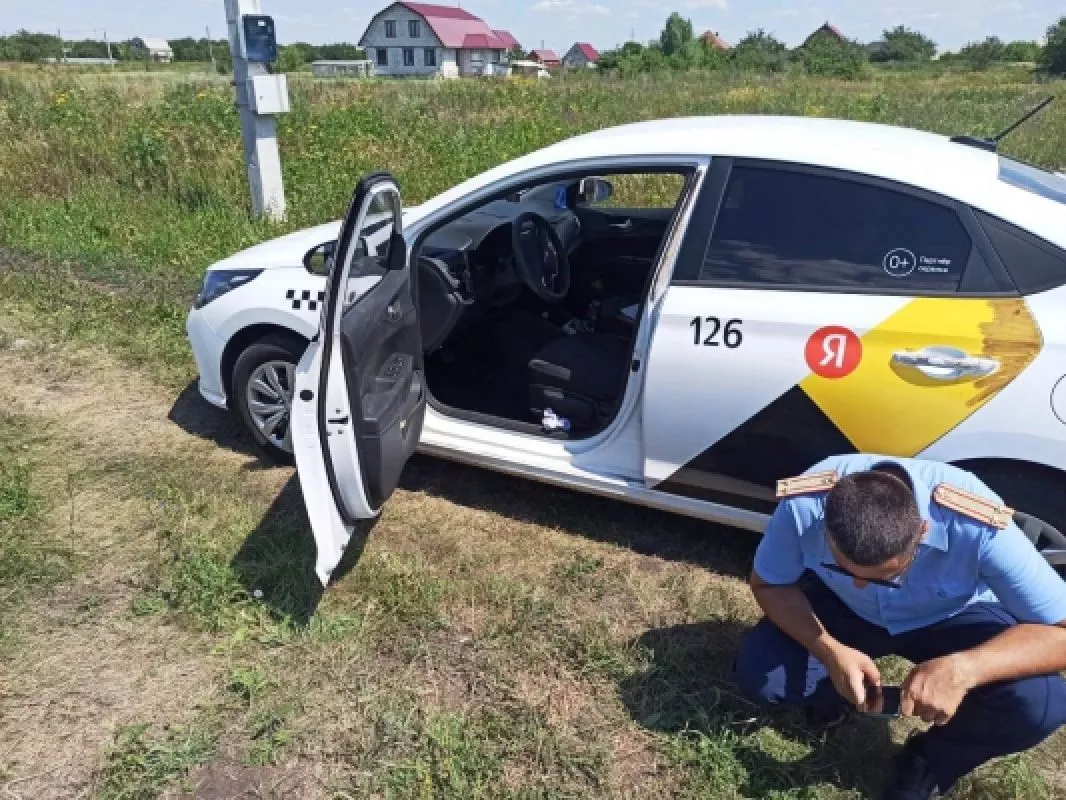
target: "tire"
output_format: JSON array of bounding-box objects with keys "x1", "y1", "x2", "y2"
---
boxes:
[
  {"x1": 231, "y1": 333, "x2": 307, "y2": 465},
  {"x1": 963, "y1": 460, "x2": 1066, "y2": 575}
]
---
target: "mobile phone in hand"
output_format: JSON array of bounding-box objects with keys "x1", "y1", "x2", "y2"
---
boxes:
[{"x1": 865, "y1": 685, "x2": 903, "y2": 718}]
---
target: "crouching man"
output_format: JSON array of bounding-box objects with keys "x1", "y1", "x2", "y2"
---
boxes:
[{"x1": 733, "y1": 454, "x2": 1066, "y2": 799}]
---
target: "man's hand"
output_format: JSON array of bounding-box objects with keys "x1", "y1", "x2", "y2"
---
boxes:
[
  {"x1": 823, "y1": 642, "x2": 882, "y2": 710},
  {"x1": 902, "y1": 654, "x2": 977, "y2": 725}
]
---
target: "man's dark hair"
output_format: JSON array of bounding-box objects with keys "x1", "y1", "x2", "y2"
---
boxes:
[{"x1": 824, "y1": 469, "x2": 923, "y2": 567}]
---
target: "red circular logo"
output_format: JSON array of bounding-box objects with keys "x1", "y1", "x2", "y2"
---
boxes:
[{"x1": 805, "y1": 326, "x2": 862, "y2": 379}]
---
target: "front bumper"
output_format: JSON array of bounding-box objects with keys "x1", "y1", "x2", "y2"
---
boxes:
[{"x1": 186, "y1": 308, "x2": 228, "y2": 409}]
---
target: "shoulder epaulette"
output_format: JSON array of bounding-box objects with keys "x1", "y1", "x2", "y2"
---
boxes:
[
  {"x1": 932, "y1": 483, "x2": 1013, "y2": 529},
  {"x1": 776, "y1": 470, "x2": 839, "y2": 499}
]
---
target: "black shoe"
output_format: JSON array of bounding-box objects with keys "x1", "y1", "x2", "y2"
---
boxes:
[{"x1": 884, "y1": 734, "x2": 939, "y2": 800}]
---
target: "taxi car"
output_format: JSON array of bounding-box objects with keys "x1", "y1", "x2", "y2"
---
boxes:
[{"x1": 185, "y1": 115, "x2": 1066, "y2": 583}]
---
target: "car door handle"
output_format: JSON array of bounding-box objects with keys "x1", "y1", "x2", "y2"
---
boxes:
[
  {"x1": 892, "y1": 347, "x2": 1000, "y2": 380},
  {"x1": 609, "y1": 219, "x2": 633, "y2": 230}
]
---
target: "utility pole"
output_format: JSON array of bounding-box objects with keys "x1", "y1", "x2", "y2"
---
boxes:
[
  {"x1": 225, "y1": 0, "x2": 288, "y2": 221},
  {"x1": 57, "y1": 28, "x2": 63, "y2": 63},
  {"x1": 104, "y1": 28, "x2": 113, "y2": 67},
  {"x1": 206, "y1": 26, "x2": 217, "y2": 73}
]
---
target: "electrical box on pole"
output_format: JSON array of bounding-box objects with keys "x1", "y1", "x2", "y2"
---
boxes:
[{"x1": 225, "y1": 0, "x2": 289, "y2": 221}]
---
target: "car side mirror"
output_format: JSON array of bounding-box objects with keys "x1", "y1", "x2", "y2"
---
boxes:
[
  {"x1": 578, "y1": 177, "x2": 613, "y2": 205},
  {"x1": 304, "y1": 240, "x2": 337, "y2": 276}
]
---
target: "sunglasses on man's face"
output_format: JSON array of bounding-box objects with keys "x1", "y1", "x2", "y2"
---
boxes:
[
  {"x1": 821, "y1": 538, "x2": 921, "y2": 590},
  {"x1": 820, "y1": 561, "x2": 907, "y2": 589}
]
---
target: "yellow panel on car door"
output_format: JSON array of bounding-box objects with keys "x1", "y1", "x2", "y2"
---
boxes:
[{"x1": 800, "y1": 298, "x2": 1042, "y2": 456}]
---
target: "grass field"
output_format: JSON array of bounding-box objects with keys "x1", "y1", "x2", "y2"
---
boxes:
[{"x1": 1, "y1": 66, "x2": 1065, "y2": 798}]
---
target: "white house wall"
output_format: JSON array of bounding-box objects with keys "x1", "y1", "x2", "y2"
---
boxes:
[
  {"x1": 359, "y1": 5, "x2": 445, "y2": 77},
  {"x1": 458, "y1": 48, "x2": 504, "y2": 76}
]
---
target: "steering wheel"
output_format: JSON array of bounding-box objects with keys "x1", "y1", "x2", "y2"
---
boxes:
[{"x1": 511, "y1": 212, "x2": 571, "y2": 303}]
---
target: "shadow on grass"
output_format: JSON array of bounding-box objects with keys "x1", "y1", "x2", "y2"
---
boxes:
[
  {"x1": 400, "y1": 455, "x2": 759, "y2": 579},
  {"x1": 168, "y1": 381, "x2": 272, "y2": 465},
  {"x1": 619, "y1": 619, "x2": 895, "y2": 797},
  {"x1": 229, "y1": 473, "x2": 374, "y2": 627},
  {"x1": 169, "y1": 380, "x2": 757, "y2": 579},
  {"x1": 168, "y1": 382, "x2": 756, "y2": 615}
]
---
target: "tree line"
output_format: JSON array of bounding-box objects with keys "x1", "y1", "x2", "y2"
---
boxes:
[
  {"x1": 598, "y1": 14, "x2": 1066, "y2": 78},
  {"x1": 0, "y1": 30, "x2": 366, "y2": 71}
]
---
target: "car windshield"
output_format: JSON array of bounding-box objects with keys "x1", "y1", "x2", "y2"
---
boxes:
[{"x1": 999, "y1": 157, "x2": 1066, "y2": 206}]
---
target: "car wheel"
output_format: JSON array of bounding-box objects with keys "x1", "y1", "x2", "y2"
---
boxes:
[
  {"x1": 964, "y1": 461, "x2": 1066, "y2": 575},
  {"x1": 232, "y1": 334, "x2": 307, "y2": 464}
]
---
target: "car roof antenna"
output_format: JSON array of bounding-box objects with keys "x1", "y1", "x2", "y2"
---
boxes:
[{"x1": 951, "y1": 95, "x2": 1054, "y2": 153}]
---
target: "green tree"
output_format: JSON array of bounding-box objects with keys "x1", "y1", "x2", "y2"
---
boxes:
[
  {"x1": 698, "y1": 38, "x2": 730, "y2": 70},
  {"x1": 508, "y1": 44, "x2": 527, "y2": 61},
  {"x1": 318, "y1": 43, "x2": 364, "y2": 60},
  {"x1": 1002, "y1": 40, "x2": 1042, "y2": 62},
  {"x1": 874, "y1": 25, "x2": 936, "y2": 62},
  {"x1": 801, "y1": 31, "x2": 868, "y2": 77},
  {"x1": 960, "y1": 36, "x2": 1006, "y2": 69},
  {"x1": 641, "y1": 43, "x2": 668, "y2": 71},
  {"x1": 277, "y1": 45, "x2": 306, "y2": 72},
  {"x1": 1041, "y1": 16, "x2": 1066, "y2": 75},
  {"x1": 660, "y1": 12, "x2": 694, "y2": 57},
  {"x1": 730, "y1": 29, "x2": 788, "y2": 72},
  {"x1": 0, "y1": 30, "x2": 62, "y2": 61},
  {"x1": 67, "y1": 39, "x2": 109, "y2": 58},
  {"x1": 596, "y1": 41, "x2": 643, "y2": 72}
]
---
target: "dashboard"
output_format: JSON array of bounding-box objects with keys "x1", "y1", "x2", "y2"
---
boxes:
[{"x1": 417, "y1": 182, "x2": 582, "y2": 307}]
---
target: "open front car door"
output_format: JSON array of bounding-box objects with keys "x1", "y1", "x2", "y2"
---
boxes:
[{"x1": 292, "y1": 173, "x2": 425, "y2": 585}]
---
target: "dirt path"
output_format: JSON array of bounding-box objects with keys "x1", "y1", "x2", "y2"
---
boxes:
[{"x1": 0, "y1": 326, "x2": 284, "y2": 798}]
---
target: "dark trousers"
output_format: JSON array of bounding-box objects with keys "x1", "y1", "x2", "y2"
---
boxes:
[{"x1": 733, "y1": 577, "x2": 1066, "y2": 791}]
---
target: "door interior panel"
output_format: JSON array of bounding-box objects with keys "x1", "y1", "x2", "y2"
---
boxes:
[
  {"x1": 338, "y1": 269, "x2": 425, "y2": 509},
  {"x1": 570, "y1": 207, "x2": 673, "y2": 306}
]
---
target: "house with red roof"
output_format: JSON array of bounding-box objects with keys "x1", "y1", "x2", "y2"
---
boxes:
[
  {"x1": 529, "y1": 49, "x2": 561, "y2": 69},
  {"x1": 493, "y1": 30, "x2": 520, "y2": 52},
  {"x1": 803, "y1": 22, "x2": 846, "y2": 47},
  {"x1": 698, "y1": 31, "x2": 731, "y2": 51},
  {"x1": 562, "y1": 42, "x2": 599, "y2": 69},
  {"x1": 358, "y1": 2, "x2": 518, "y2": 78}
]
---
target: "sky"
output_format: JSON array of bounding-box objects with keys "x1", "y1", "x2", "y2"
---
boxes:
[{"x1": 0, "y1": 0, "x2": 1059, "y2": 53}]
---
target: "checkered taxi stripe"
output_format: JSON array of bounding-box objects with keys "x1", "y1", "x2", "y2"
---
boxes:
[{"x1": 287, "y1": 290, "x2": 325, "y2": 311}]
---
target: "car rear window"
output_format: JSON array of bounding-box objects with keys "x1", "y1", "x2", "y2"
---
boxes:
[
  {"x1": 700, "y1": 165, "x2": 973, "y2": 292},
  {"x1": 999, "y1": 157, "x2": 1066, "y2": 206}
]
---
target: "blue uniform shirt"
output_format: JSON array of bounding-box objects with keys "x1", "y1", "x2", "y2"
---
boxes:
[{"x1": 754, "y1": 454, "x2": 1066, "y2": 635}]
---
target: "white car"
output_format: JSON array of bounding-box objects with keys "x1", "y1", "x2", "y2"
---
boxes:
[{"x1": 186, "y1": 115, "x2": 1066, "y2": 583}]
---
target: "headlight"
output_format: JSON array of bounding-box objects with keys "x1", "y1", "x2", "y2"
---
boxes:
[{"x1": 193, "y1": 269, "x2": 264, "y2": 309}]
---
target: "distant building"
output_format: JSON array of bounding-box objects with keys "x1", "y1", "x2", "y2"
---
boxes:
[
  {"x1": 43, "y1": 57, "x2": 117, "y2": 66},
  {"x1": 562, "y1": 42, "x2": 599, "y2": 68},
  {"x1": 529, "y1": 49, "x2": 561, "y2": 68},
  {"x1": 699, "y1": 31, "x2": 732, "y2": 50},
  {"x1": 510, "y1": 59, "x2": 551, "y2": 79},
  {"x1": 131, "y1": 37, "x2": 174, "y2": 62},
  {"x1": 358, "y1": 2, "x2": 515, "y2": 78},
  {"x1": 311, "y1": 60, "x2": 375, "y2": 78},
  {"x1": 494, "y1": 30, "x2": 520, "y2": 52},
  {"x1": 803, "y1": 23, "x2": 846, "y2": 47}
]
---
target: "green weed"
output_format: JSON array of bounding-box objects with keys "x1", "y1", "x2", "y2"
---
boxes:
[
  {"x1": 246, "y1": 707, "x2": 293, "y2": 766},
  {"x1": 0, "y1": 414, "x2": 75, "y2": 626},
  {"x1": 226, "y1": 666, "x2": 269, "y2": 705},
  {"x1": 377, "y1": 706, "x2": 605, "y2": 798},
  {"x1": 97, "y1": 723, "x2": 216, "y2": 800},
  {"x1": 1, "y1": 69, "x2": 1064, "y2": 310}
]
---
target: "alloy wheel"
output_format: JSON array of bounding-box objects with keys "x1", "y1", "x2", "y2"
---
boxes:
[{"x1": 246, "y1": 359, "x2": 296, "y2": 454}]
